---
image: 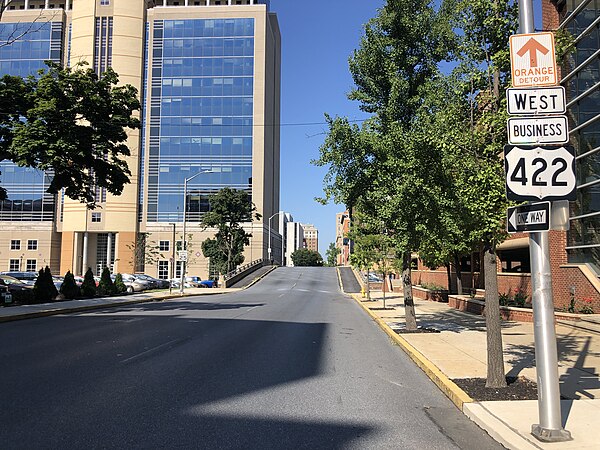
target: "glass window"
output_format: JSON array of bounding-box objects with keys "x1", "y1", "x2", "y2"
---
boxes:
[
  {"x1": 10, "y1": 240, "x2": 20, "y2": 250},
  {"x1": 26, "y1": 259, "x2": 36, "y2": 272},
  {"x1": 175, "y1": 261, "x2": 183, "y2": 278},
  {"x1": 158, "y1": 260, "x2": 169, "y2": 280},
  {"x1": 91, "y1": 212, "x2": 102, "y2": 222},
  {"x1": 27, "y1": 240, "x2": 38, "y2": 250},
  {"x1": 159, "y1": 240, "x2": 170, "y2": 251},
  {"x1": 9, "y1": 259, "x2": 20, "y2": 271}
]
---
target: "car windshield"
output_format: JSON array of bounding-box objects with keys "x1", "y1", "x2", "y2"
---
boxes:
[{"x1": 0, "y1": 275, "x2": 26, "y2": 285}]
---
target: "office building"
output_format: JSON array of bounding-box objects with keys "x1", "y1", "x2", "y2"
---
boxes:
[
  {"x1": 300, "y1": 223, "x2": 318, "y2": 252},
  {"x1": 284, "y1": 221, "x2": 303, "y2": 267},
  {"x1": 0, "y1": 0, "x2": 280, "y2": 280}
]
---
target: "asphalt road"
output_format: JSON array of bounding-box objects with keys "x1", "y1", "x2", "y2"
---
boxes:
[{"x1": 0, "y1": 267, "x2": 502, "y2": 449}]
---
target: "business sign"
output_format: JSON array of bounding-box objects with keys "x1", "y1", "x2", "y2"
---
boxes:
[
  {"x1": 510, "y1": 32, "x2": 557, "y2": 87},
  {"x1": 507, "y1": 116, "x2": 569, "y2": 145},
  {"x1": 507, "y1": 202, "x2": 550, "y2": 233},
  {"x1": 507, "y1": 86, "x2": 566, "y2": 115},
  {"x1": 504, "y1": 145, "x2": 576, "y2": 201}
]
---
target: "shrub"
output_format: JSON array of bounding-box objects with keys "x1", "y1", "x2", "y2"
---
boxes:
[
  {"x1": 290, "y1": 248, "x2": 323, "y2": 267},
  {"x1": 60, "y1": 271, "x2": 80, "y2": 299},
  {"x1": 81, "y1": 268, "x2": 97, "y2": 298},
  {"x1": 33, "y1": 266, "x2": 58, "y2": 303},
  {"x1": 114, "y1": 273, "x2": 127, "y2": 294},
  {"x1": 97, "y1": 267, "x2": 116, "y2": 296},
  {"x1": 12, "y1": 289, "x2": 35, "y2": 305}
]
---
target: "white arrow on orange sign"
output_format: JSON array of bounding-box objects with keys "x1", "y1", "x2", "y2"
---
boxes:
[{"x1": 510, "y1": 32, "x2": 557, "y2": 88}]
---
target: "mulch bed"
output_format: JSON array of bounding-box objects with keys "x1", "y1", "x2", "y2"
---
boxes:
[
  {"x1": 394, "y1": 327, "x2": 440, "y2": 334},
  {"x1": 369, "y1": 307, "x2": 396, "y2": 311},
  {"x1": 453, "y1": 376, "x2": 538, "y2": 401}
]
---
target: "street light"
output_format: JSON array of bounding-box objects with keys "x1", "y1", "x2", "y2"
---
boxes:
[
  {"x1": 180, "y1": 169, "x2": 213, "y2": 294},
  {"x1": 268, "y1": 211, "x2": 283, "y2": 265}
]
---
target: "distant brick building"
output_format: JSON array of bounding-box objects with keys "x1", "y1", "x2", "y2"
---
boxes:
[{"x1": 301, "y1": 224, "x2": 319, "y2": 252}]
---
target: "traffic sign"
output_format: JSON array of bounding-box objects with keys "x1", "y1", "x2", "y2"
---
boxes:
[
  {"x1": 507, "y1": 86, "x2": 566, "y2": 115},
  {"x1": 507, "y1": 116, "x2": 569, "y2": 145},
  {"x1": 504, "y1": 145, "x2": 576, "y2": 201},
  {"x1": 178, "y1": 250, "x2": 188, "y2": 262},
  {"x1": 510, "y1": 32, "x2": 557, "y2": 87},
  {"x1": 507, "y1": 202, "x2": 550, "y2": 233}
]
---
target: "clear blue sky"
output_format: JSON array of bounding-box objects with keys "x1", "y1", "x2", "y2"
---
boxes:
[{"x1": 270, "y1": 0, "x2": 385, "y2": 256}]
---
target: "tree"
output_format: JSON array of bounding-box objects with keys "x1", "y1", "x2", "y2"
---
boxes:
[
  {"x1": 97, "y1": 267, "x2": 116, "y2": 296},
  {"x1": 290, "y1": 249, "x2": 323, "y2": 267},
  {"x1": 201, "y1": 187, "x2": 260, "y2": 275},
  {"x1": 33, "y1": 266, "x2": 58, "y2": 303},
  {"x1": 114, "y1": 273, "x2": 127, "y2": 294},
  {"x1": 81, "y1": 268, "x2": 97, "y2": 298},
  {"x1": 126, "y1": 232, "x2": 160, "y2": 274},
  {"x1": 0, "y1": 62, "x2": 140, "y2": 207},
  {"x1": 60, "y1": 270, "x2": 80, "y2": 299},
  {"x1": 325, "y1": 242, "x2": 340, "y2": 267}
]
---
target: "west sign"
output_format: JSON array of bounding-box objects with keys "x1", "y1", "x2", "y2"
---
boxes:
[
  {"x1": 507, "y1": 86, "x2": 566, "y2": 115},
  {"x1": 510, "y1": 32, "x2": 557, "y2": 87}
]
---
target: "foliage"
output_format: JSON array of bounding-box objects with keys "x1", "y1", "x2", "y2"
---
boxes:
[
  {"x1": 290, "y1": 248, "x2": 323, "y2": 267},
  {"x1": 60, "y1": 270, "x2": 80, "y2": 299},
  {"x1": 33, "y1": 266, "x2": 58, "y2": 303},
  {"x1": 0, "y1": 62, "x2": 140, "y2": 207},
  {"x1": 325, "y1": 242, "x2": 341, "y2": 267},
  {"x1": 97, "y1": 267, "x2": 116, "y2": 296},
  {"x1": 420, "y1": 282, "x2": 445, "y2": 292},
  {"x1": 81, "y1": 268, "x2": 97, "y2": 298},
  {"x1": 201, "y1": 187, "x2": 260, "y2": 275},
  {"x1": 12, "y1": 288, "x2": 35, "y2": 305},
  {"x1": 127, "y1": 232, "x2": 160, "y2": 273},
  {"x1": 114, "y1": 273, "x2": 127, "y2": 294},
  {"x1": 498, "y1": 288, "x2": 529, "y2": 308}
]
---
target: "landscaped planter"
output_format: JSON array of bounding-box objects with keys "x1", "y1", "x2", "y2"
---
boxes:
[
  {"x1": 448, "y1": 295, "x2": 583, "y2": 323},
  {"x1": 413, "y1": 285, "x2": 449, "y2": 303}
]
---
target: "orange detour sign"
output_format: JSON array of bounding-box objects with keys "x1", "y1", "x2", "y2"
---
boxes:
[{"x1": 510, "y1": 32, "x2": 557, "y2": 87}]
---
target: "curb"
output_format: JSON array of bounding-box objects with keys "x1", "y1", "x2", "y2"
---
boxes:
[
  {"x1": 349, "y1": 293, "x2": 473, "y2": 411},
  {"x1": 0, "y1": 290, "x2": 227, "y2": 323},
  {"x1": 241, "y1": 265, "x2": 277, "y2": 290}
]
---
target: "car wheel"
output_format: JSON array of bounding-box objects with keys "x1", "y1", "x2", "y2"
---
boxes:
[{"x1": 127, "y1": 286, "x2": 134, "y2": 294}]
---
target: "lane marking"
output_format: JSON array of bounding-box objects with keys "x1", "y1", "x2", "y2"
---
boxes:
[{"x1": 121, "y1": 339, "x2": 180, "y2": 364}]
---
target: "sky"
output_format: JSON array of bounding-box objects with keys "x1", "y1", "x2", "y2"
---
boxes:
[{"x1": 270, "y1": 0, "x2": 385, "y2": 256}]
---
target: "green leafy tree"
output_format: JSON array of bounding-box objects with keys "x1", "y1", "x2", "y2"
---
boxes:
[
  {"x1": 325, "y1": 242, "x2": 341, "y2": 267},
  {"x1": 0, "y1": 62, "x2": 140, "y2": 207},
  {"x1": 97, "y1": 267, "x2": 116, "y2": 296},
  {"x1": 33, "y1": 266, "x2": 58, "y2": 303},
  {"x1": 290, "y1": 248, "x2": 323, "y2": 267},
  {"x1": 114, "y1": 273, "x2": 127, "y2": 294},
  {"x1": 81, "y1": 268, "x2": 97, "y2": 298},
  {"x1": 60, "y1": 270, "x2": 80, "y2": 299},
  {"x1": 201, "y1": 187, "x2": 261, "y2": 275}
]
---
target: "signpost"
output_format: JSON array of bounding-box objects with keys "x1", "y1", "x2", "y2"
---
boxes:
[
  {"x1": 507, "y1": 116, "x2": 569, "y2": 145},
  {"x1": 507, "y1": 0, "x2": 572, "y2": 442},
  {"x1": 507, "y1": 202, "x2": 550, "y2": 233}
]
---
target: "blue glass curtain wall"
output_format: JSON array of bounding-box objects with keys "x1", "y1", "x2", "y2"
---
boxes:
[
  {"x1": 145, "y1": 18, "x2": 254, "y2": 223},
  {"x1": 0, "y1": 22, "x2": 62, "y2": 222}
]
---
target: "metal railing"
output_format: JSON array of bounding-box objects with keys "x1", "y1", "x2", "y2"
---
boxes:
[{"x1": 223, "y1": 258, "x2": 265, "y2": 281}]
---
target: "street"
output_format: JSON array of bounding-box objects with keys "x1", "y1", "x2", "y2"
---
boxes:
[{"x1": 0, "y1": 267, "x2": 501, "y2": 449}]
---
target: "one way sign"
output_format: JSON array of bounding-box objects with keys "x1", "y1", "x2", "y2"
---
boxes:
[{"x1": 507, "y1": 202, "x2": 550, "y2": 233}]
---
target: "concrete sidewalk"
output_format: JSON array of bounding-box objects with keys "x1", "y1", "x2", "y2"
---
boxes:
[
  {"x1": 0, "y1": 287, "x2": 239, "y2": 322},
  {"x1": 352, "y1": 291, "x2": 600, "y2": 449}
]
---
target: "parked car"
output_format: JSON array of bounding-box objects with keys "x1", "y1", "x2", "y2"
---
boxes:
[
  {"x1": 367, "y1": 273, "x2": 383, "y2": 283},
  {"x1": 0, "y1": 281, "x2": 12, "y2": 304},
  {"x1": 119, "y1": 274, "x2": 152, "y2": 293},
  {"x1": 136, "y1": 274, "x2": 169, "y2": 289},
  {"x1": 1, "y1": 271, "x2": 37, "y2": 286},
  {"x1": 52, "y1": 276, "x2": 64, "y2": 290},
  {"x1": 0, "y1": 275, "x2": 32, "y2": 293},
  {"x1": 199, "y1": 279, "x2": 217, "y2": 288}
]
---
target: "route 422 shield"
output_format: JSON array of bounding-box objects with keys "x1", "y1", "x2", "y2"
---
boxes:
[{"x1": 504, "y1": 145, "x2": 576, "y2": 201}]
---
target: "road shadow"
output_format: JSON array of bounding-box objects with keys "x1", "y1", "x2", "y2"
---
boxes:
[
  {"x1": 0, "y1": 312, "x2": 377, "y2": 448},
  {"x1": 89, "y1": 300, "x2": 266, "y2": 314},
  {"x1": 388, "y1": 309, "x2": 521, "y2": 333}
]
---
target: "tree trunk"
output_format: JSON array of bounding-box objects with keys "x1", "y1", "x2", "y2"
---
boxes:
[
  {"x1": 483, "y1": 243, "x2": 507, "y2": 388},
  {"x1": 382, "y1": 270, "x2": 386, "y2": 308},
  {"x1": 366, "y1": 268, "x2": 371, "y2": 301},
  {"x1": 454, "y1": 253, "x2": 463, "y2": 295},
  {"x1": 402, "y1": 250, "x2": 418, "y2": 331},
  {"x1": 445, "y1": 263, "x2": 452, "y2": 294}
]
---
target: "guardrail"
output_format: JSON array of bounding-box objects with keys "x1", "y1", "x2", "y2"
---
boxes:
[{"x1": 223, "y1": 258, "x2": 265, "y2": 281}]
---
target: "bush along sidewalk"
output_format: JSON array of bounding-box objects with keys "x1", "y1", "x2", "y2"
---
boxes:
[
  {"x1": 33, "y1": 266, "x2": 58, "y2": 304},
  {"x1": 97, "y1": 267, "x2": 116, "y2": 296}
]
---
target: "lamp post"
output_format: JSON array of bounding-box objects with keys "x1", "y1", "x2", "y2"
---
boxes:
[
  {"x1": 169, "y1": 223, "x2": 176, "y2": 294},
  {"x1": 268, "y1": 211, "x2": 283, "y2": 265},
  {"x1": 180, "y1": 170, "x2": 213, "y2": 294}
]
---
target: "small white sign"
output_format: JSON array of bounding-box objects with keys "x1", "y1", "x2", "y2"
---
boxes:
[
  {"x1": 507, "y1": 87, "x2": 566, "y2": 115},
  {"x1": 507, "y1": 116, "x2": 569, "y2": 145},
  {"x1": 510, "y1": 32, "x2": 557, "y2": 87},
  {"x1": 178, "y1": 250, "x2": 188, "y2": 262}
]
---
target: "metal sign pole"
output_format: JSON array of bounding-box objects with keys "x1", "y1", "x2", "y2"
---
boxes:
[{"x1": 518, "y1": 0, "x2": 571, "y2": 442}]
